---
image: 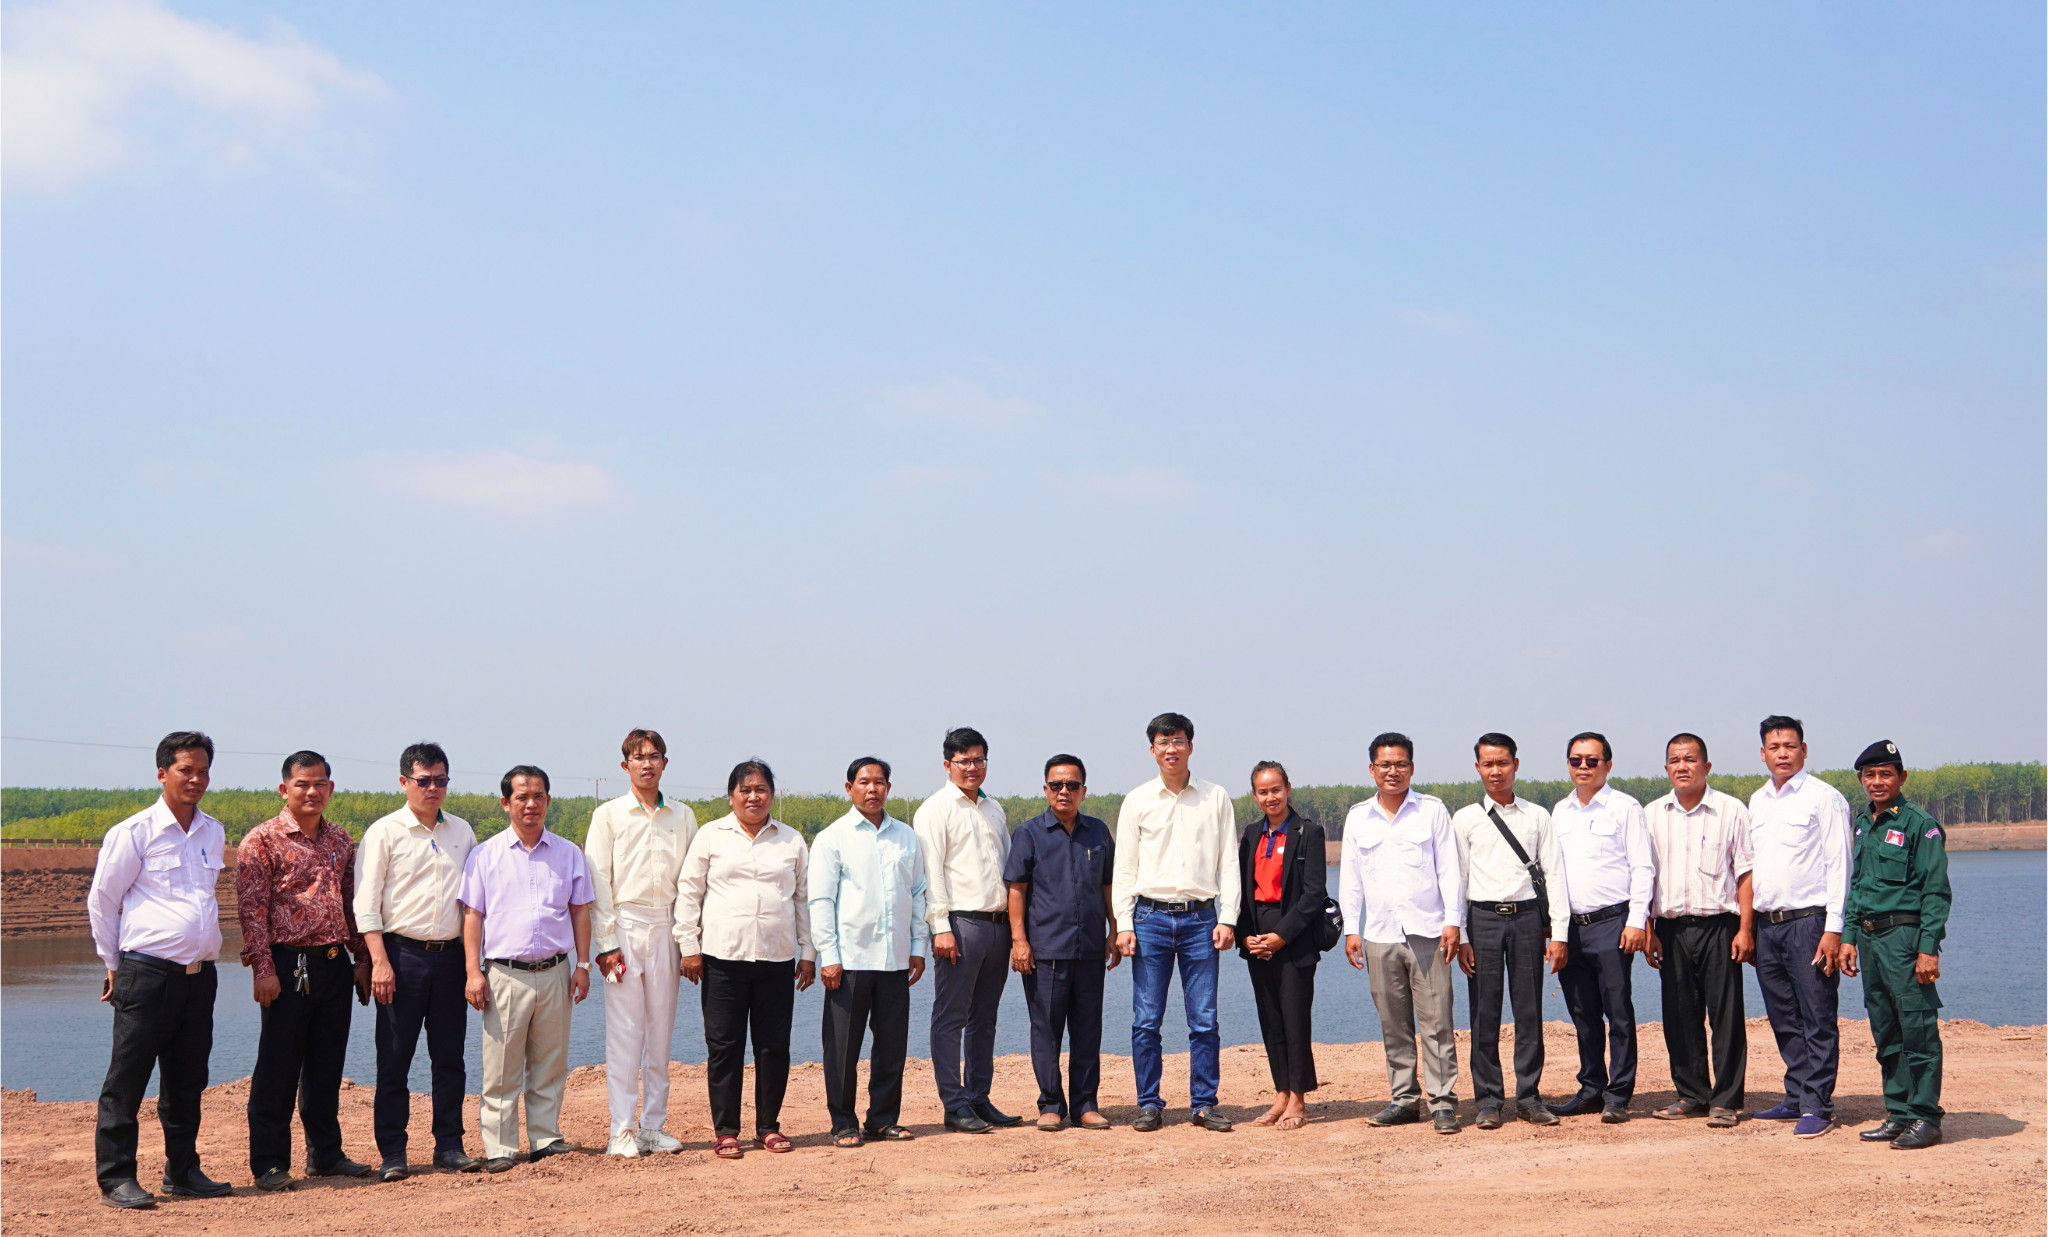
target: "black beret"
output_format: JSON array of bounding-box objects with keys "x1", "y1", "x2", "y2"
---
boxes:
[{"x1": 1854, "y1": 740, "x2": 1904, "y2": 771}]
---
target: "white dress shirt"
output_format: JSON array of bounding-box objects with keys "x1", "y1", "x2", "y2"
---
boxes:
[
  {"x1": 911, "y1": 781, "x2": 1011, "y2": 931},
  {"x1": 87, "y1": 798, "x2": 228, "y2": 971},
  {"x1": 1645, "y1": 788, "x2": 1753, "y2": 918},
  {"x1": 1746, "y1": 771, "x2": 1854, "y2": 933},
  {"x1": 1110, "y1": 775, "x2": 1242, "y2": 931},
  {"x1": 673, "y1": 815, "x2": 813, "y2": 963},
  {"x1": 808, "y1": 810, "x2": 930, "y2": 971},
  {"x1": 585, "y1": 792, "x2": 699, "y2": 953},
  {"x1": 353, "y1": 806, "x2": 476, "y2": 941},
  {"x1": 1450, "y1": 794, "x2": 1572, "y2": 941},
  {"x1": 1338, "y1": 791, "x2": 1464, "y2": 945},
  {"x1": 1550, "y1": 785, "x2": 1656, "y2": 929}
]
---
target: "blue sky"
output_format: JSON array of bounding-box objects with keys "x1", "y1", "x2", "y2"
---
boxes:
[{"x1": 4, "y1": 1, "x2": 2042, "y2": 800}]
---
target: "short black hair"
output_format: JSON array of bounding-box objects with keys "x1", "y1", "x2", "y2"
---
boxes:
[
  {"x1": 155, "y1": 731, "x2": 214, "y2": 770},
  {"x1": 1666, "y1": 733, "x2": 1710, "y2": 762},
  {"x1": 1567, "y1": 731, "x2": 1613, "y2": 762},
  {"x1": 400, "y1": 742, "x2": 449, "y2": 777},
  {"x1": 942, "y1": 728, "x2": 988, "y2": 761},
  {"x1": 1474, "y1": 732, "x2": 1518, "y2": 759},
  {"x1": 1147, "y1": 712, "x2": 1194, "y2": 743},
  {"x1": 1369, "y1": 732, "x2": 1413, "y2": 762},
  {"x1": 500, "y1": 765, "x2": 550, "y2": 797},
  {"x1": 281, "y1": 750, "x2": 330, "y2": 780},
  {"x1": 1250, "y1": 759, "x2": 1290, "y2": 786},
  {"x1": 1760, "y1": 714, "x2": 1805, "y2": 743},
  {"x1": 1044, "y1": 754, "x2": 1087, "y2": 782},
  {"x1": 846, "y1": 756, "x2": 892, "y2": 784},
  {"x1": 728, "y1": 759, "x2": 775, "y2": 795}
]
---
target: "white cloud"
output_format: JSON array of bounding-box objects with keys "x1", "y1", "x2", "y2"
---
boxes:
[
  {"x1": 879, "y1": 377, "x2": 1036, "y2": 428},
  {"x1": 1396, "y1": 308, "x2": 1476, "y2": 335},
  {"x1": 1081, "y1": 465, "x2": 1197, "y2": 502},
  {"x1": 3, "y1": 0, "x2": 385, "y2": 193},
  {"x1": 365, "y1": 450, "x2": 626, "y2": 516}
]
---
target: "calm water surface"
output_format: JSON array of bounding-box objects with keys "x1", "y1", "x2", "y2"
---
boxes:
[{"x1": 6, "y1": 852, "x2": 2040, "y2": 1102}]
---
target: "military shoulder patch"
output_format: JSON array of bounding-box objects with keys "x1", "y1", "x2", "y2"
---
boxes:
[
  {"x1": 1926, "y1": 827, "x2": 1942, "y2": 839},
  {"x1": 1884, "y1": 829, "x2": 1906, "y2": 847}
]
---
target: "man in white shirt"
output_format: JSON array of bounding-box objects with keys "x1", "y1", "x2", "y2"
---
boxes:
[
  {"x1": 353, "y1": 742, "x2": 479, "y2": 1179},
  {"x1": 1545, "y1": 732, "x2": 1655, "y2": 1124},
  {"x1": 89, "y1": 732, "x2": 234, "y2": 1209},
  {"x1": 1643, "y1": 733, "x2": 1754, "y2": 1127},
  {"x1": 1451, "y1": 732, "x2": 1569, "y2": 1129},
  {"x1": 912, "y1": 726, "x2": 1018, "y2": 1134},
  {"x1": 1745, "y1": 714, "x2": 1854, "y2": 1138},
  {"x1": 587, "y1": 728, "x2": 697, "y2": 1157},
  {"x1": 1111, "y1": 712, "x2": 1238, "y2": 1134},
  {"x1": 1340, "y1": 733, "x2": 1464, "y2": 1135}
]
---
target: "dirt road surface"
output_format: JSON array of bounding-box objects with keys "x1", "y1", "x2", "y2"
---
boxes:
[{"x1": 3, "y1": 1019, "x2": 2040, "y2": 1236}]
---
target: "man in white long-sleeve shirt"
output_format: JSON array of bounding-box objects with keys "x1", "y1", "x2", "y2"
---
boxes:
[
  {"x1": 1340, "y1": 732, "x2": 1465, "y2": 1135},
  {"x1": 1451, "y1": 732, "x2": 1570, "y2": 1129},
  {"x1": 586, "y1": 728, "x2": 697, "y2": 1157},
  {"x1": 1545, "y1": 732, "x2": 1656, "y2": 1124},
  {"x1": 1745, "y1": 714, "x2": 1854, "y2": 1139}
]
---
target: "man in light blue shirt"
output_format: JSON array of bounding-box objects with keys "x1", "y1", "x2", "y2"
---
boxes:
[{"x1": 810, "y1": 757, "x2": 930, "y2": 1145}]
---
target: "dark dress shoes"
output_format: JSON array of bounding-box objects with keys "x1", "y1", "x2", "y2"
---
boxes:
[
  {"x1": 433, "y1": 1150, "x2": 482, "y2": 1173},
  {"x1": 973, "y1": 1102, "x2": 1024, "y2": 1128},
  {"x1": 1518, "y1": 1104, "x2": 1561, "y2": 1126},
  {"x1": 307, "y1": 1157, "x2": 372, "y2": 1178},
  {"x1": 377, "y1": 1159, "x2": 408, "y2": 1182},
  {"x1": 161, "y1": 1167, "x2": 233, "y2": 1198},
  {"x1": 1475, "y1": 1107, "x2": 1504, "y2": 1130},
  {"x1": 528, "y1": 1140, "x2": 575, "y2": 1160},
  {"x1": 100, "y1": 1180, "x2": 156, "y2": 1210},
  {"x1": 1191, "y1": 1107, "x2": 1233, "y2": 1132},
  {"x1": 254, "y1": 1168, "x2": 295, "y2": 1192},
  {"x1": 482, "y1": 1156, "x2": 517, "y2": 1173},
  {"x1": 1601, "y1": 1104, "x2": 1630, "y2": 1124},
  {"x1": 945, "y1": 1109, "x2": 993, "y2": 1134},
  {"x1": 1131, "y1": 1107, "x2": 1164, "y2": 1132},
  {"x1": 1860, "y1": 1119, "x2": 1911, "y2": 1142},
  {"x1": 1891, "y1": 1120, "x2": 1942, "y2": 1150},
  {"x1": 1366, "y1": 1103, "x2": 1421, "y2": 1127},
  {"x1": 1432, "y1": 1111, "x2": 1459, "y2": 1135},
  {"x1": 1546, "y1": 1094, "x2": 1603, "y2": 1118}
]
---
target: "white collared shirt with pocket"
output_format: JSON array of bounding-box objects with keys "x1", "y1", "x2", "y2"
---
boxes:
[
  {"x1": 1338, "y1": 790, "x2": 1464, "y2": 945},
  {"x1": 1550, "y1": 785, "x2": 1656, "y2": 928},
  {"x1": 88, "y1": 798, "x2": 229, "y2": 970}
]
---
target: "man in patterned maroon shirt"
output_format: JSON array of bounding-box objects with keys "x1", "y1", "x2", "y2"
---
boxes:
[{"x1": 236, "y1": 750, "x2": 374, "y2": 1190}]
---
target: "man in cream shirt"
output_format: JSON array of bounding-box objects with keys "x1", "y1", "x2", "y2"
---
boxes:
[
  {"x1": 354, "y1": 742, "x2": 479, "y2": 1180},
  {"x1": 912, "y1": 726, "x2": 1018, "y2": 1133},
  {"x1": 587, "y1": 729, "x2": 697, "y2": 1157}
]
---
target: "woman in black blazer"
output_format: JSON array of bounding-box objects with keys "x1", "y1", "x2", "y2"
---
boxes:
[{"x1": 1236, "y1": 760, "x2": 1328, "y2": 1128}]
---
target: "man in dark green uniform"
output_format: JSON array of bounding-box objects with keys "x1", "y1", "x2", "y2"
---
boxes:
[{"x1": 1838, "y1": 740, "x2": 1950, "y2": 1150}]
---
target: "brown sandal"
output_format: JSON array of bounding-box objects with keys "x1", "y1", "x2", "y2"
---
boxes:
[
  {"x1": 759, "y1": 1131, "x2": 793, "y2": 1153},
  {"x1": 833, "y1": 1130, "x2": 864, "y2": 1148},
  {"x1": 714, "y1": 1135, "x2": 743, "y2": 1159}
]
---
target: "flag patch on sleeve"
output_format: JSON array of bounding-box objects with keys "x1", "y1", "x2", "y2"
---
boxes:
[
  {"x1": 1884, "y1": 829, "x2": 1906, "y2": 847},
  {"x1": 1926, "y1": 827, "x2": 1942, "y2": 839}
]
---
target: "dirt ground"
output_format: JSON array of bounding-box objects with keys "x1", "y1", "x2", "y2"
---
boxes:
[{"x1": 2, "y1": 1018, "x2": 2040, "y2": 1236}]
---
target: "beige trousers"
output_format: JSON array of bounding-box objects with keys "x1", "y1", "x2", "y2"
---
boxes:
[
  {"x1": 1365, "y1": 935, "x2": 1460, "y2": 1113},
  {"x1": 603, "y1": 905, "x2": 679, "y2": 1135},
  {"x1": 480, "y1": 960, "x2": 572, "y2": 1158}
]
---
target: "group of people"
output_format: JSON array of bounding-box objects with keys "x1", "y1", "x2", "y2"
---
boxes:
[{"x1": 84, "y1": 712, "x2": 1954, "y2": 1211}]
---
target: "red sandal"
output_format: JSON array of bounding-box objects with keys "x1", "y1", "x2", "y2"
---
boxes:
[
  {"x1": 714, "y1": 1135, "x2": 743, "y2": 1159},
  {"x1": 759, "y1": 1131, "x2": 793, "y2": 1153}
]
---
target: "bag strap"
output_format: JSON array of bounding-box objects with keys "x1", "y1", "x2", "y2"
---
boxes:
[{"x1": 1485, "y1": 805, "x2": 1536, "y2": 867}]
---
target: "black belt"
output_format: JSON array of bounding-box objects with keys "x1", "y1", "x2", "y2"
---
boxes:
[
  {"x1": 387, "y1": 933, "x2": 461, "y2": 952},
  {"x1": 488, "y1": 953, "x2": 566, "y2": 972},
  {"x1": 1660, "y1": 912, "x2": 1737, "y2": 926},
  {"x1": 952, "y1": 909, "x2": 1008, "y2": 923},
  {"x1": 1471, "y1": 898, "x2": 1540, "y2": 917},
  {"x1": 1138, "y1": 896, "x2": 1215, "y2": 913},
  {"x1": 120, "y1": 951, "x2": 214, "y2": 975},
  {"x1": 1761, "y1": 906, "x2": 1826, "y2": 925},
  {"x1": 1859, "y1": 911, "x2": 1921, "y2": 935},
  {"x1": 1570, "y1": 901, "x2": 1629, "y2": 927}
]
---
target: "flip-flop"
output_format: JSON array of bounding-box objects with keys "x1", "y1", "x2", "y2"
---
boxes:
[
  {"x1": 863, "y1": 1126, "x2": 916, "y2": 1141},
  {"x1": 759, "y1": 1132, "x2": 793, "y2": 1153},
  {"x1": 1277, "y1": 1115, "x2": 1305, "y2": 1130},
  {"x1": 714, "y1": 1136, "x2": 743, "y2": 1159}
]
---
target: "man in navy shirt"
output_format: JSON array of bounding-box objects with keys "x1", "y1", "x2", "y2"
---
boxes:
[{"x1": 1004, "y1": 754, "x2": 1120, "y2": 1131}]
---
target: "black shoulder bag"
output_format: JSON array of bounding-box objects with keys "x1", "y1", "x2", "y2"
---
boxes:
[{"x1": 1485, "y1": 805, "x2": 1549, "y2": 932}]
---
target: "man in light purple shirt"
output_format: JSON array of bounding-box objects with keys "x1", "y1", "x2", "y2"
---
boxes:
[{"x1": 460, "y1": 765, "x2": 594, "y2": 1170}]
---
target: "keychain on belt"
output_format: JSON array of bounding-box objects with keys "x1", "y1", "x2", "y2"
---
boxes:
[{"x1": 294, "y1": 953, "x2": 311, "y2": 995}]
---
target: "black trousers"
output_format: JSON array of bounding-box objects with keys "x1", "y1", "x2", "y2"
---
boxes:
[
  {"x1": 1559, "y1": 910, "x2": 1638, "y2": 1105},
  {"x1": 1755, "y1": 913, "x2": 1839, "y2": 1117},
  {"x1": 822, "y1": 968, "x2": 909, "y2": 1135},
  {"x1": 374, "y1": 936, "x2": 468, "y2": 1161},
  {"x1": 97, "y1": 954, "x2": 216, "y2": 1190},
  {"x1": 1654, "y1": 914, "x2": 1747, "y2": 1112},
  {"x1": 248, "y1": 944, "x2": 356, "y2": 1175},
  {"x1": 702, "y1": 955, "x2": 796, "y2": 1137},
  {"x1": 1467, "y1": 902, "x2": 1547, "y2": 1110},
  {"x1": 1246, "y1": 901, "x2": 1318, "y2": 1094},
  {"x1": 930, "y1": 914, "x2": 1010, "y2": 1113},
  {"x1": 1021, "y1": 956, "x2": 1104, "y2": 1116}
]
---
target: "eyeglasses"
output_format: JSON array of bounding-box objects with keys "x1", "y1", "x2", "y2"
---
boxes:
[
  {"x1": 949, "y1": 757, "x2": 988, "y2": 769},
  {"x1": 1567, "y1": 756, "x2": 1605, "y2": 769},
  {"x1": 627, "y1": 753, "x2": 667, "y2": 765},
  {"x1": 1046, "y1": 781, "x2": 1084, "y2": 793},
  {"x1": 407, "y1": 775, "x2": 451, "y2": 788},
  {"x1": 1371, "y1": 761, "x2": 1413, "y2": 772},
  {"x1": 1151, "y1": 738, "x2": 1191, "y2": 751}
]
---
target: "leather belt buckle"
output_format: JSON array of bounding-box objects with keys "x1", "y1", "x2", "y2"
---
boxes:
[
  {"x1": 184, "y1": 961, "x2": 201, "y2": 975},
  {"x1": 422, "y1": 940, "x2": 447, "y2": 951},
  {"x1": 1861, "y1": 918, "x2": 1877, "y2": 933},
  {"x1": 326, "y1": 946, "x2": 340, "y2": 960},
  {"x1": 1494, "y1": 903, "x2": 1518, "y2": 916}
]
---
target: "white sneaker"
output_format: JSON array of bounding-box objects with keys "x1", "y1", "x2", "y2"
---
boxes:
[
  {"x1": 607, "y1": 1128, "x2": 644, "y2": 1158},
  {"x1": 637, "y1": 1127, "x2": 683, "y2": 1154}
]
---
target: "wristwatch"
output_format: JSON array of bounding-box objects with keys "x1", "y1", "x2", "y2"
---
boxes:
[{"x1": 575, "y1": 961, "x2": 592, "y2": 972}]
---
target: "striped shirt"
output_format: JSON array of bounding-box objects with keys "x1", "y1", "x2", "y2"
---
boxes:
[{"x1": 1644, "y1": 789, "x2": 1752, "y2": 918}]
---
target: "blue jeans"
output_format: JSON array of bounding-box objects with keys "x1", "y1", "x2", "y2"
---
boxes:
[{"x1": 1130, "y1": 903, "x2": 1220, "y2": 1111}]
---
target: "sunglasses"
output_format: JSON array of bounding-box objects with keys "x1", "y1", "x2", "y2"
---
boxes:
[
  {"x1": 1046, "y1": 781, "x2": 1084, "y2": 793},
  {"x1": 1567, "y1": 756, "x2": 1605, "y2": 769},
  {"x1": 407, "y1": 775, "x2": 452, "y2": 788}
]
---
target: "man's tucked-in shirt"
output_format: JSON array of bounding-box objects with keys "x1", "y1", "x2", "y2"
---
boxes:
[
  {"x1": 808, "y1": 811, "x2": 929, "y2": 971},
  {"x1": 1110, "y1": 775, "x2": 1242, "y2": 931},
  {"x1": 458, "y1": 828, "x2": 595, "y2": 961},
  {"x1": 1644, "y1": 789, "x2": 1752, "y2": 919},
  {"x1": 912, "y1": 781, "x2": 1011, "y2": 930},
  {"x1": 1003, "y1": 811, "x2": 1115, "y2": 960},
  {"x1": 1451, "y1": 795, "x2": 1572, "y2": 942},
  {"x1": 585, "y1": 792, "x2": 698, "y2": 954},
  {"x1": 1338, "y1": 791, "x2": 1464, "y2": 945},
  {"x1": 353, "y1": 807, "x2": 476, "y2": 941},
  {"x1": 673, "y1": 816, "x2": 813, "y2": 963},
  {"x1": 1746, "y1": 770, "x2": 1854, "y2": 933},
  {"x1": 1550, "y1": 785, "x2": 1656, "y2": 928},
  {"x1": 88, "y1": 798, "x2": 228, "y2": 971},
  {"x1": 236, "y1": 813, "x2": 365, "y2": 979}
]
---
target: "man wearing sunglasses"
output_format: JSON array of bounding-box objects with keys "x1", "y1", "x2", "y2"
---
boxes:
[
  {"x1": 1546, "y1": 733, "x2": 1654, "y2": 1125},
  {"x1": 353, "y1": 742, "x2": 480, "y2": 1179}
]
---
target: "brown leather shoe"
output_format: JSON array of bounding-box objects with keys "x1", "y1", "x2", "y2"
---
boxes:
[
  {"x1": 1076, "y1": 1111, "x2": 1111, "y2": 1129},
  {"x1": 1037, "y1": 1112, "x2": 1063, "y2": 1131}
]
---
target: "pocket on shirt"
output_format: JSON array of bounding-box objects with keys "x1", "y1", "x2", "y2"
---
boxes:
[
  {"x1": 142, "y1": 849, "x2": 183, "y2": 874},
  {"x1": 1874, "y1": 848, "x2": 1910, "y2": 886}
]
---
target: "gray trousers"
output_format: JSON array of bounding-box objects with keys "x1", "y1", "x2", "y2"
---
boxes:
[
  {"x1": 930, "y1": 913, "x2": 1010, "y2": 1113},
  {"x1": 1365, "y1": 935, "x2": 1459, "y2": 1113}
]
